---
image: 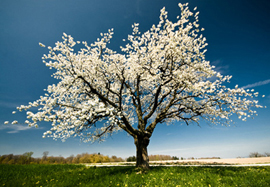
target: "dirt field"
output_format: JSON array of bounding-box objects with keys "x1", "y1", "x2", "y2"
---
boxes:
[
  {"x1": 85, "y1": 157, "x2": 270, "y2": 167},
  {"x1": 150, "y1": 157, "x2": 270, "y2": 165},
  {"x1": 197, "y1": 157, "x2": 270, "y2": 164}
]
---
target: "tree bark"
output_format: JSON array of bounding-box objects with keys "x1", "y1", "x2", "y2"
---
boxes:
[{"x1": 134, "y1": 135, "x2": 150, "y2": 170}]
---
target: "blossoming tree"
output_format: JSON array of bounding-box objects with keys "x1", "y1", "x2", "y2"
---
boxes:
[{"x1": 7, "y1": 3, "x2": 263, "y2": 169}]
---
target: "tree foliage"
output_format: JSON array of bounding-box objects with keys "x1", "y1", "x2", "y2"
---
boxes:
[
  {"x1": 249, "y1": 152, "x2": 269, "y2": 158},
  {"x1": 0, "y1": 152, "x2": 123, "y2": 164},
  {"x1": 126, "y1": 155, "x2": 179, "y2": 162}
]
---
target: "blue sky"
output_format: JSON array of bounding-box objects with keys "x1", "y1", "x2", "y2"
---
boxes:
[{"x1": 0, "y1": 0, "x2": 269, "y2": 159}]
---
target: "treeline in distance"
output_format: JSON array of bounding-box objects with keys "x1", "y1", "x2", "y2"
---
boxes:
[
  {"x1": 0, "y1": 152, "x2": 123, "y2": 164},
  {"x1": 0, "y1": 152, "x2": 180, "y2": 164}
]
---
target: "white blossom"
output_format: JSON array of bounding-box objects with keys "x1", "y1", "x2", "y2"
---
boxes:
[
  {"x1": 8, "y1": 3, "x2": 263, "y2": 145},
  {"x1": 39, "y1": 43, "x2": 46, "y2": 47},
  {"x1": 11, "y1": 120, "x2": 18, "y2": 125}
]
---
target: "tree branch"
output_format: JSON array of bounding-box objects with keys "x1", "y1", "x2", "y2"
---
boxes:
[
  {"x1": 143, "y1": 85, "x2": 162, "y2": 123},
  {"x1": 78, "y1": 75, "x2": 137, "y2": 137}
]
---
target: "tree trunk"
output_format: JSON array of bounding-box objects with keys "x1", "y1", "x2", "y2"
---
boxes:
[{"x1": 134, "y1": 135, "x2": 150, "y2": 170}]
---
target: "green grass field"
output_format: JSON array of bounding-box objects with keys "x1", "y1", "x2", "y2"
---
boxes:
[{"x1": 1, "y1": 164, "x2": 270, "y2": 186}]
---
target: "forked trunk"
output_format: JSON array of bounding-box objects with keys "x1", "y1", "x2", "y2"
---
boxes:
[{"x1": 134, "y1": 135, "x2": 150, "y2": 170}]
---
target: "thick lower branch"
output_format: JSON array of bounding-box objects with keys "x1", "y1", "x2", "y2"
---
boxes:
[{"x1": 78, "y1": 76, "x2": 118, "y2": 109}]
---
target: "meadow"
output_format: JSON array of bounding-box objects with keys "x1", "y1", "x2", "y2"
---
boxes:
[{"x1": 1, "y1": 164, "x2": 270, "y2": 186}]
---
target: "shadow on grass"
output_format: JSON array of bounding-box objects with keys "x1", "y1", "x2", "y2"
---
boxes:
[{"x1": 1, "y1": 164, "x2": 270, "y2": 186}]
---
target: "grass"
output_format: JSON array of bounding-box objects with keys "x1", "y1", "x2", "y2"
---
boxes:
[{"x1": 1, "y1": 164, "x2": 270, "y2": 186}]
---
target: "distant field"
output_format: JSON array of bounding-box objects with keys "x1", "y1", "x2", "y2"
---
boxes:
[
  {"x1": 1, "y1": 164, "x2": 270, "y2": 186},
  {"x1": 84, "y1": 157, "x2": 270, "y2": 167},
  {"x1": 149, "y1": 157, "x2": 270, "y2": 166}
]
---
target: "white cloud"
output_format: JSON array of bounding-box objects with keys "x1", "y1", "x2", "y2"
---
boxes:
[
  {"x1": 241, "y1": 79, "x2": 270, "y2": 89},
  {"x1": 0, "y1": 124, "x2": 36, "y2": 133},
  {"x1": 136, "y1": 0, "x2": 143, "y2": 16},
  {"x1": 211, "y1": 60, "x2": 229, "y2": 75},
  {"x1": 0, "y1": 101, "x2": 21, "y2": 109}
]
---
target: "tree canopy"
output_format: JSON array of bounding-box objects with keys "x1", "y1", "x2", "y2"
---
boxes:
[{"x1": 6, "y1": 3, "x2": 263, "y2": 169}]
